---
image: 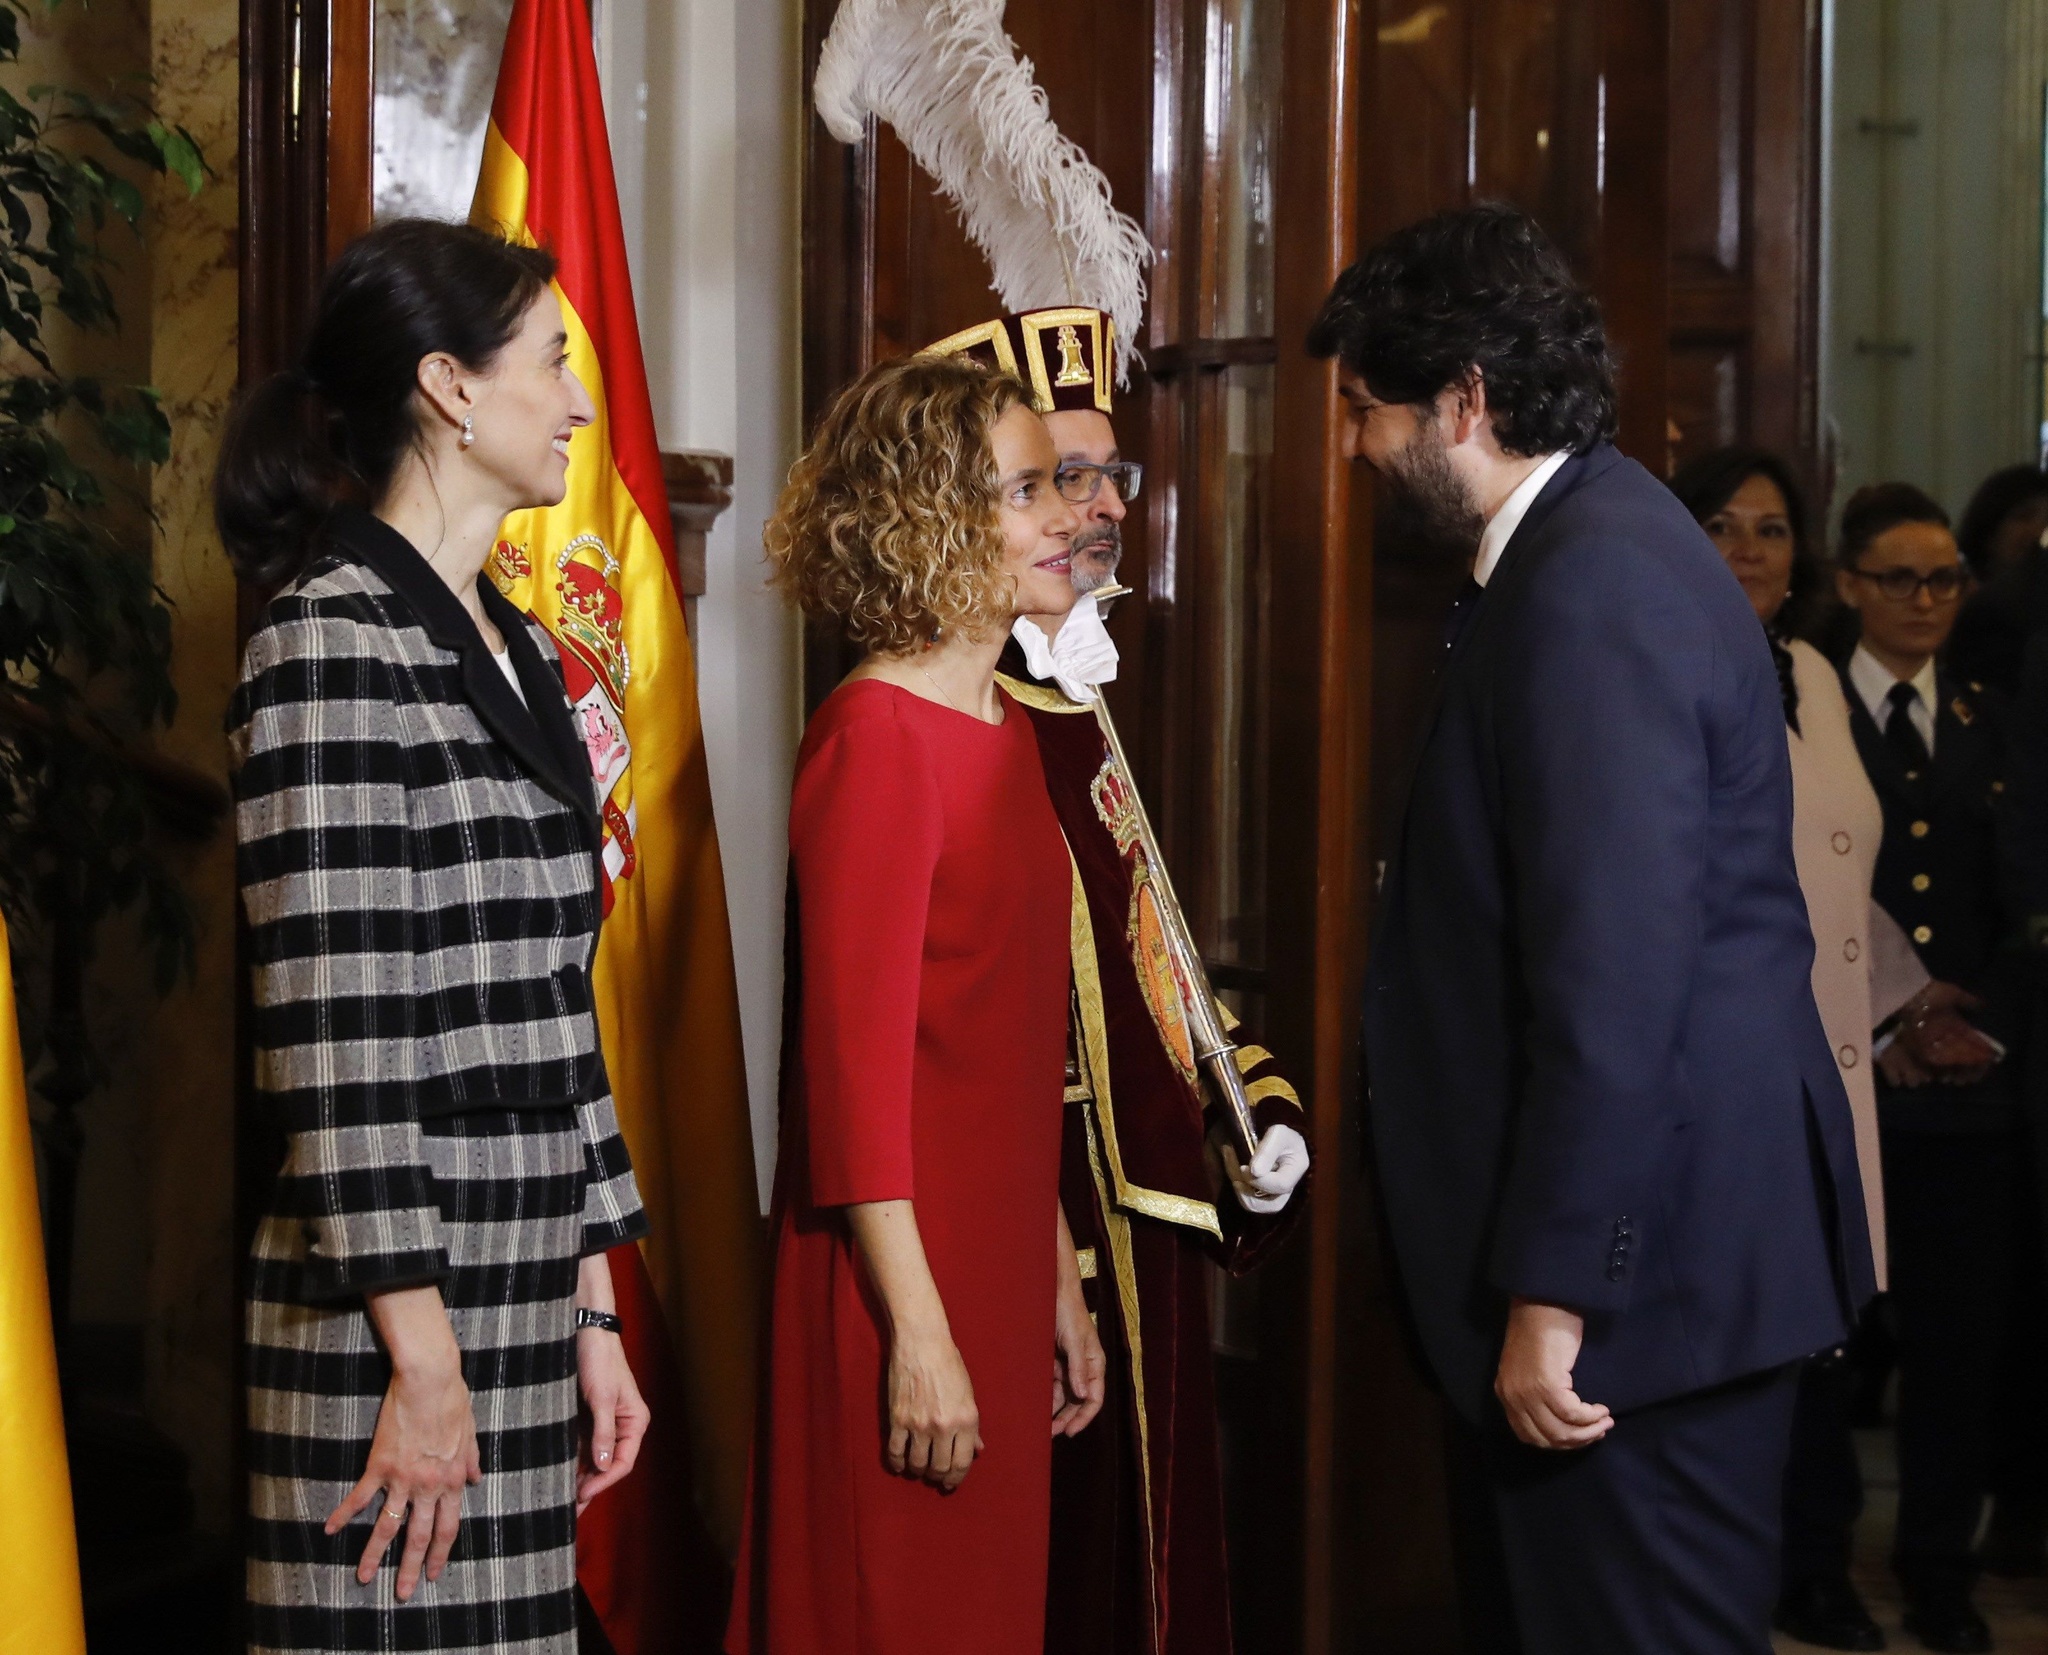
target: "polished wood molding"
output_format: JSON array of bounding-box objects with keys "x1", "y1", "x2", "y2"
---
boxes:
[
  {"x1": 1268, "y1": 1, "x2": 1366, "y2": 1649},
  {"x1": 1600, "y1": 0, "x2": 1673, "y2": 468},
  {"x1": 1143, "y1": 336, "x2": 1280, "y2": 379},
  {"x1": 326, "y1": 0, "x2": 373, "y2": 256}
]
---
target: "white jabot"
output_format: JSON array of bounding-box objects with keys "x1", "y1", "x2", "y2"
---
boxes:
[
  {"x1": 1473, "y1": 449, "x2": 1570, "y2": 588},
  {"x1": 492, "y1": 648, "x2": 528, "y2": 707},
  {"x1": 1848, "y1": 644, "x2": 1937, "y2": 758},
  {"x1": 1011, "y1": 592, "x2": 1120, "y2": 702}
]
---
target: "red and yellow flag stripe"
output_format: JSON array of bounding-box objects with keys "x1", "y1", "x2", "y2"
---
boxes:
[{"x1": 473, "y1": 2, "x2": 761, "y2": 1640}]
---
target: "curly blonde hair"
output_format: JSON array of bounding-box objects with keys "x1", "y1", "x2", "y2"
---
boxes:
[{"x1": 766, "y1": 354, "x2": 1032, "y2": 654}]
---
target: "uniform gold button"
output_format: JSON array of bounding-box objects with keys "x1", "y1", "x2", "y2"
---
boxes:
[
  {"x1": 1913, "y1": 925, "x2": 1933, "y2": 944},
  {"x1": 1844, "y1": 938, "x2": 1861, "y2": 962},
  {"x1": 1832, "y1": 831, "x2": 1852, "y2": 854},
  {"x1": 1912, "y1": 874, "x2": 1931, "y2": 892},
  {"x1": 1910, "y1": 821, "x2": 1930, "y2": 838},
  {"x1": 1839, "y1": 1044, "x2": 1859, "y2": 1068}
]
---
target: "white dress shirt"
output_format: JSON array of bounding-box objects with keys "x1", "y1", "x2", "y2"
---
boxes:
[
  {"x1": 1847, "y1": 644, "x2": 1936, "y2": 758},
  {"x1": 493, "y1": 647, "x2": 528, "y2": 706},
  {"x1": 1473, "y1": 449, "x2": 1571, "y2": 587}
]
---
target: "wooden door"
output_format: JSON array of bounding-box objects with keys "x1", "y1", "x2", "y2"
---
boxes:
[{"x1": 1666, "y1": 0, "x2": 1828, "y2": 487}]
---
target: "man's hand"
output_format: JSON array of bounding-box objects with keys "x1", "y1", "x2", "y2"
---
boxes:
[{"x1": 1494, "y1": 1298, "x2": 1612, "y2": 1451}]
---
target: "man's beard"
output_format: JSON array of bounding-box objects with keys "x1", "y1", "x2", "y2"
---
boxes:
[
  {"x1": 1379, "y1": 424, "x2": 1485, "y2": 559},
  {"x1": 1071, "y1": 522, "x2": 1123, "y2": 594}
]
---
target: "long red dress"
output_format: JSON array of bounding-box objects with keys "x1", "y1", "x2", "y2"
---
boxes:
[{"x1": 728, "y1": 679, "x2": 1072, "y2": 1655}]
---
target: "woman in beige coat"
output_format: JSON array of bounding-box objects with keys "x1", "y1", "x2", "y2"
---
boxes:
[
  {"x1": 1677, "y1": 450, "x2": 1929, "y2": 1276},
  {"x1": 1674, "y1": 448, "x2": 1991, "y2": 1649}
]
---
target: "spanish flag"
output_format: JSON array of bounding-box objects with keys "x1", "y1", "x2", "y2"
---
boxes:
[
  {"x1": 473, "y1": 3, "x2": 762, "y2": 1645},
  {"x1": 0, "y1": 913, "x2": 86, "y2": 1655}
]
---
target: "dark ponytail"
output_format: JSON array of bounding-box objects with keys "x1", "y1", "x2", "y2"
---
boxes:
[{"x1": 215, "y1": 218, "x2": 558, "y2": 585}]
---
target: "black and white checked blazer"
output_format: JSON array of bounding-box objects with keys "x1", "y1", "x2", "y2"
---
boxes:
[{"x1": 229, "y1": 507, "x2": 647, "y2": 1301}]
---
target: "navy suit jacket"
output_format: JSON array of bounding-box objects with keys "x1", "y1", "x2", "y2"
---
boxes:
[{"x1": 1361, "y1": 443, "x2": 1875, "y2": 1427}]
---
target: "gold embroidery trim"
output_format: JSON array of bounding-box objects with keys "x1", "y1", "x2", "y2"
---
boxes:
[
  {"x1": 1074, "y1": 1246, "x2": 1098, "y2": 1281},
  {"x1": 1069, "y1": 851, "x2": 1223, "y2": 1241},
  {"x1": 1083, "y1": 1102, "x2": 1158, "y2": 1642},
  {"x1": 1246, "y1": 1075, "x2": 1301, "y2": 1109},
  {"x1": 1234, "y1": 1044, "x2": 1274, "y2": 1074},
  {"x1": 995, "y1": 670, "x2": 1090, "y2": 715},
  {"x1": 921, "y1": 318, "x2": 1021, "y2": 378}
]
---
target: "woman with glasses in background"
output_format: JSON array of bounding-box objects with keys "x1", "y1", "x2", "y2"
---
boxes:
[{"x1": 1828, "y1": 483, "x2": 2019, "y2": 1653}]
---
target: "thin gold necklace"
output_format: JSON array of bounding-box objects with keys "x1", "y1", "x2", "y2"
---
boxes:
[{"x1": 917, "y1": 661, "x2": 995, "y2": 724}]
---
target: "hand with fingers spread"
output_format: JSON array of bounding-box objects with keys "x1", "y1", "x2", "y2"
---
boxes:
[
  {"x1": 573, "y1": 1251, "x2": 650, "y2": 1516},
  {"x1": 324, "y1": 1283, "x2": 482, "y2": 1601},
  {"x1": 1494, "y1": 1297, "x2": 1613, "y2": 1451},
  {"x1": 1052, "y1": 1204, "x2": 1106, "y2": 1437}
]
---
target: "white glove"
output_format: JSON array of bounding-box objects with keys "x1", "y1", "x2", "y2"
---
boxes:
[{"x1": 1222, "y1": 1123, "x2": 1309, "y2": 1215}]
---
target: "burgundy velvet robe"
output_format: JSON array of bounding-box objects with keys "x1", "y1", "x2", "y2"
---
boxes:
[{"x1": 997, "y1": 665, "x2": 1310, "y2": 1655}]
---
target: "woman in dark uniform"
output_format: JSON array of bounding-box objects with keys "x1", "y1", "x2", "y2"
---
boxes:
[{"x1": 218, "y1": 219, "x2": 649, "y2": 1653}]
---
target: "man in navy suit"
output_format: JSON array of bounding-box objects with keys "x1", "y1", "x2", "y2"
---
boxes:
[{"x1": 1313, "y1": 205, "x2": 1876, "y2": 1653}]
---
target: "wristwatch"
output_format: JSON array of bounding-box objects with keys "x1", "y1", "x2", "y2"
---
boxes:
[{"x1": 576, "y1": 1307, "x2": 624, "y2": 1335}]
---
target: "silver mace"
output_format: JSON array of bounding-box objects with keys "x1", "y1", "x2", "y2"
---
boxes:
[{"x1": 1086, "y1": 584, "x2": 1262, "y2": 1161}]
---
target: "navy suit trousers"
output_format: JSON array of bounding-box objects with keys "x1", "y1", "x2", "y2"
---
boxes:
[{"x1": 1450, "y1": 1365, "x2": 1801, "y2": 1655}]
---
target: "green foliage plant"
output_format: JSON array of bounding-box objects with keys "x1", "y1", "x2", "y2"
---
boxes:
[{"x1": 0, "y1": 0, "x2": 213, "y2": 1011}]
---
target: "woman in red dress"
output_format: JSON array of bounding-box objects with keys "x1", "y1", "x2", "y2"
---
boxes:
[{"x1": 728, "y1": 355, "x2": 1108, "y2": 1655}]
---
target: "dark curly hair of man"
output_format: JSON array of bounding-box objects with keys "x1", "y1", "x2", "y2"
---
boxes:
[{"x1": 1306, "y1": 202, "x2": 1617, "y2": 457}]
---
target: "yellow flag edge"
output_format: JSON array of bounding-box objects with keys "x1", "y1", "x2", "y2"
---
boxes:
[{"x1": 0, "y1": 915, "x2": 86, "y2": 1655}]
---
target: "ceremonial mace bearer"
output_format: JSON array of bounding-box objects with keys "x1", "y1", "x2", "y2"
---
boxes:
[{"x1": 933, "y1": 307, "x2": 1313, "y2": 1655}]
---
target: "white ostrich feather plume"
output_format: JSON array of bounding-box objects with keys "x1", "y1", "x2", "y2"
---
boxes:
[{"x1": 815, "y1": 0, "x2": 1151, "y2": 384}]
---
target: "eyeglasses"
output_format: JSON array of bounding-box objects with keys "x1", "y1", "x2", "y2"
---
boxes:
[
  {"x1": 1846, "y1": 564, "x2": 1969, "y2": 603},
  {"x1": 1054, "y1": 461, "x2": 1144, "y2": 505}
]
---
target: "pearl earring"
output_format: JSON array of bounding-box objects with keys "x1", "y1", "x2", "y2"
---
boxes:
[{"x1": 460, "y1": 415, "x2": 474, "y2": 449}]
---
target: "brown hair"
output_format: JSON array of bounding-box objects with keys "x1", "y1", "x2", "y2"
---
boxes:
[{"x1": 766, "y1": 354, "x2": 1033, "y2": 654}]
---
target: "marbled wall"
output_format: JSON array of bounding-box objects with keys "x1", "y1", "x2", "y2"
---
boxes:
[{"x1": 143, "y1": 0, "x2": 239, "y2": 1528}]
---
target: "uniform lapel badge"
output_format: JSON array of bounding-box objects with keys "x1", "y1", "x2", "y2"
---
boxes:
[{"x1": 1951, "y1": 696, "x2": 1974, "y2": 726}]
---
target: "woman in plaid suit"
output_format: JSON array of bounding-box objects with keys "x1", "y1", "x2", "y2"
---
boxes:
[{"x1": 218, "y1": 220, "x2": 650, "y2": 1654}]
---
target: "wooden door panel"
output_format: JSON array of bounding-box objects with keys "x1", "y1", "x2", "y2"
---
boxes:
[{"x1": 1668, "y1": 0, "x2": 1824, "y2": 483}]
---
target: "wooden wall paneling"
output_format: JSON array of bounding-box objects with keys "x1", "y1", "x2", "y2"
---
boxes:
[
  {"x1": 1267, "y1": 0, "x2": 1376, "y2": 1649},
  {"x1": 1669, "y1": 0, "x2": 1752, "y2": 465},
  {"x1": 1665, "y1": 0, "x2": 1825, "y2": 487},
  {"x1": 1598, "y1": 0, "x2": 1673, "y2": 467},
  {"x1": 327, "y1": 0, "x2": 373, "y2": 255},
  {"x1": 1747, "y1": 0, "x2": 1825, "y2": 482},
  {"x1": 241, "y1": 0, "x2": 330, "y2": 386},
  {"x1": 1367, "y1": 0, "x2": 1472, "y2": 231}
]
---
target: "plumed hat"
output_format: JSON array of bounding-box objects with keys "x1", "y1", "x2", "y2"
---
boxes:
[{"x1": 813, "y1": 0, "x2": 1149, "y2": 405}]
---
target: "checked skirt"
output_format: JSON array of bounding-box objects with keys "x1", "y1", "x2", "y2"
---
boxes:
[{"x1": 246, "y1": 1110, "x2": 593, "y2": 1655}]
